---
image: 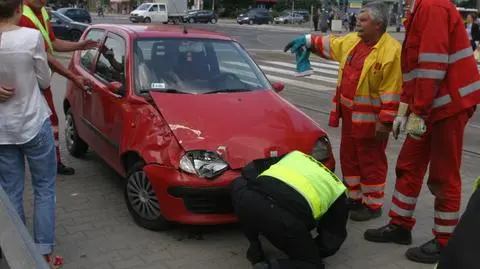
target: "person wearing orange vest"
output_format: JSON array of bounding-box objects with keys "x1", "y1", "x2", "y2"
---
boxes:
[
  {"x1": 18, "y1": 0, "x2": 99, "y2": 175},
  {"x1": 364, "y1": 0, "x2": 480, "y2": 264},
  {"x1": 284, "y1": 2, "x2": 402, "y2": 221}
]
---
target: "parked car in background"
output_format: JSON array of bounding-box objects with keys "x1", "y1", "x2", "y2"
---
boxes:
[
  {"x1": 294, "y1": 9, "x2": 310, "y2": 21},
  {"x1": 50, "y1": 11, "x2": 89, "y2": 41},
  {"x1": 237, "y1": 8, "x2": 273, "y2": 25},
  {"x1": 274, "y1": 11, "x2": 305, "y2": 24},
  {"x1": 63, "y1": 24, "x2": 336, "y2": 231},
  {"x1": 183, "y1": 10, "x2": 217, "y2": 23},
  {"x1": 57, "y1": 7, "x2": 92, "y2": 24}
]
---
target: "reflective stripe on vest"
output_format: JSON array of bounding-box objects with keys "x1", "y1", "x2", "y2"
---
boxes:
[
  {"x1": 259, "y1": 150, "x2": 346, "y2": 220},
  {"x1": 23, "y1": 5, "x2": 53, "y2": 54},
  {"x1": 474, "y1": 176, "x2": 480, "y2": 192}
]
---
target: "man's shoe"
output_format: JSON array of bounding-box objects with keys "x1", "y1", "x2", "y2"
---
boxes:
[
  {"x1": 252, "y1": 262, "x2": 270, "y2": 269},
  {"x1": 349, "y1": 204, "x2": 382, "y2": 221},
  {"x1": 57, "y1": 162, "x2": 75, "y2": 175},
  {"x1": 405, "y1": 239, "x2": 442, "y2": 264},
  {"x1": 247, "y1": 243, "x2": 266, "y2": 265},
  {"x1": 364, "y1": 223, "x2": 412, "y2": 245}
]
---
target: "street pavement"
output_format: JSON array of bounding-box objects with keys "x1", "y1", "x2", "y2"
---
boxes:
[{"x1": 17, "y1": 21, "x2": 480, "y2": 269}]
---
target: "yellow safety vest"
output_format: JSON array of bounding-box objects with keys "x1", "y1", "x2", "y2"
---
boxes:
[
  {"x1": 22, "y1": 5, "x2": 53, "y2": 54},
  {"x1": 259, "y1": 150, "x2": 346, "y2": 220}
]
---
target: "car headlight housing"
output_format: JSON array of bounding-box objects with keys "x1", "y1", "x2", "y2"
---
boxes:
[
  {"x1": 311, "y1": 136, "x2": 331, "y2": 162},
  {"x1": 179, "y1": 150, "x2": 229, "y2": 179}
]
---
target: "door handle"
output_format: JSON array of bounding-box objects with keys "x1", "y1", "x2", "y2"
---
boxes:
[{"x1": 84, "y1": 85, "x2": 92, "y2": 95}]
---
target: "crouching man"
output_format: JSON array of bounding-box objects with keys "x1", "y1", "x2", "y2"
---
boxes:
[{"x1": 231, "y1": 150, "x2": 349, "y2": 269}]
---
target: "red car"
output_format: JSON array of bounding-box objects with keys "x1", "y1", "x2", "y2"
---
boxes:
[{"x1": 63, "y1": 24, "x2": 336, "y2": 230}]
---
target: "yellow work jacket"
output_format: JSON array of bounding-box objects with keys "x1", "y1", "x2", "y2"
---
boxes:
[
  {"x1": 310, "y1": 32, "x2": 403, "y2": 138},
  {"x1": 22, "y1": 5, "x2": 54, "y2": 54},
  {"x1": 259, "y1": 150, "x2": 346, "y2": 220}
]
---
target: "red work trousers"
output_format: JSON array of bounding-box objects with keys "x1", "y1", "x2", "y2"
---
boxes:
[
  {"x1": 340, "y1": 105, "x2": 388, "y2": 210},
  {"x1": 388, "y1": 108, "x2": 474, "y2": 247},
  {"x1": 43, "y1": 87, "x2": 61, "y2": 163}
]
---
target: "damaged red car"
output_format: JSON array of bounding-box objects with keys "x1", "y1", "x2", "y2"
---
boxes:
[{"x1": 63, "y1": 24, "x2": 336, "y2": 230}]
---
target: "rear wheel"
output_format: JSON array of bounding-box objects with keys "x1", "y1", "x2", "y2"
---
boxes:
[
  {"x1": 65, "y1": 108, "x2": 88, "y2": 157},
  {"x1": 124, "y1": 161, "x2": 171, "y2": 231}
]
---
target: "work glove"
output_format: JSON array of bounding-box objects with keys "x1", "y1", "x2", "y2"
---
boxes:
[
  {"x1": 392, "y1": 102, "x2": 408, "y2": 140},
  {"x1": 283, "y1": 34, "x2": 310, "y2": 53},
  {"x1": 406, "y1": 113, "x2": 427, "y2": 140}
]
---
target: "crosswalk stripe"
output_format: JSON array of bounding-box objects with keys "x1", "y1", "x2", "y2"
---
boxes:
[
  {"x1": 265, "y1": 74, "x2": 334, "y2": 92},
  {"x1": 262, "y1": 61, "x2": 339, "y2": 75},
  {"x1": 258, "y1": 65, "x2": 338, "y2": 84}
]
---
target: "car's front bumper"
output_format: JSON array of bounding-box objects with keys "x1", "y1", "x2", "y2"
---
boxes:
[{"x1": 129, "y1": 15, "x2": 144, "y2": 22}]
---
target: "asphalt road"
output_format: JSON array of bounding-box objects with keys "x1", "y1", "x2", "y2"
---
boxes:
[{"x1": 16, "y1": 19, "x2": 480, "y2": 269}]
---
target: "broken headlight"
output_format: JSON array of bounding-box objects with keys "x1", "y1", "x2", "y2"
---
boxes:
[
  {"x1": 179, "y1": 150, "x2": 229, "y2": 179},
  {"x1": 311, "y1": 136, "x2": 331, "y2": 162}
]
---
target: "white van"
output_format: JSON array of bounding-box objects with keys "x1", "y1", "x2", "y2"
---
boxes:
[{"x1": 129, "y1": 0, "x2": 187, "y2": 24}]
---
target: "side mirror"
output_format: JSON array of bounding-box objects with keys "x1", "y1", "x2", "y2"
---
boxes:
[
  {"x1": 107, "y1": 81, "x2": 124, "y2": 95},
  {"x1": 272, "y1": 82, "x2": 285, "y2": 93}
]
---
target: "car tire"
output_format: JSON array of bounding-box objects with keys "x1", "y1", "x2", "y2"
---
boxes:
[
  {"x1": 248, "y1": 19, "x2": 253, "y2": 25},
  {"x1": 65, "y1": 108, "x2": 88, "y2": 157},
  {"x1": 69, "y1": 30, "x2": 83, "y2": 42},
  {"x1": 124, "y1": 160, "x2": 171, "y2": 231},
  {"x1": 189, "y1": 17, "x2": 195, "y2": 23},
  {"x1": 210, "y1": 18, "x2": 217, "y2": 24},
  {"x1": 144, "y1": 17, "x2": 151, "y2": 23}
]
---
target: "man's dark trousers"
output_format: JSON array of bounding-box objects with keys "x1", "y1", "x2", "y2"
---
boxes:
[{"x1": 232, "y1": 177, "x2": 349, "y2": 269}]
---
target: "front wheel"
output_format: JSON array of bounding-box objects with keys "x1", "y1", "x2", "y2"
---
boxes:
[
  {"x1": 144, "y1": 17, "x2": 151, "y2": 23},
  {"x1": 210, "y1": 18, "x2": 217, "y2": 24},
  {"x1": 124, "y1": 161, "x2": 171, "y2": 231}
]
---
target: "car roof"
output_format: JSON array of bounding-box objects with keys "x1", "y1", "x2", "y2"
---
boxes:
[{"x1": 92, "y1": 24, "x2": 234, "y2": 40}]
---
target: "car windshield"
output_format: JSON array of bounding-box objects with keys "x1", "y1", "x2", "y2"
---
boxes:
[
  {"x1": 136, "y1": 3, "x2": 151, "y2": 11},
  {"x1": 133, "y1": 38, "x2": 273, "y2": 94},
  {"x1": 51, "y1": 11, "x2": 73, "y2": 22}
]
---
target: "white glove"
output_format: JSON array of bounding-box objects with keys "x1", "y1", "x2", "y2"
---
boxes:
[{"x1": 392, "y1": 102, "x2": 409, "y2": 140}]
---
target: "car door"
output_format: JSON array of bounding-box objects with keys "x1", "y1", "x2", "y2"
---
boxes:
[
  {"x1": 88, "y1": 32, "x2": 127, "y2": 172},
  {"x1": 49, "y1": 13, "x2": 69, "y2": 40},
  {"x1": 148, "y1": 4, "x2": 160, "y2": 22},
  {"x1": 158, "y1": 4, "x2": 168, "y2": 22}
]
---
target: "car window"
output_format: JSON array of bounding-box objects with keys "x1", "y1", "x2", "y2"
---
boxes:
[
  {"x1": 80, "y1": 29, "x2": 106, "y2": 71},
  {"x1": 95, "y1": 33, "x2": 126, "y2": 84},
  {"x1": 159, "y1": 4, "x2": 166, "y2": 11},
  {"x1": 149, "y1": 5, "x2": 158, "y2": 12},
  {"x1": 133, "y1": 38, "x2": 272, "y2": 94}
]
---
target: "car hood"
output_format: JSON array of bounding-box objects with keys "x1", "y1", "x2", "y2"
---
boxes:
[{"x1": 149, "y1": 90, "x2": 325, "y2": 169}]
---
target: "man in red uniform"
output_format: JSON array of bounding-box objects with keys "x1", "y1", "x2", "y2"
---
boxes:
[
  {"x1": 284, "y1": 1, "x2": 403, "y2": 222},
  {"x1": 19, "y1": 0, "x2": 98, "y2": 175},
  {"x1": 364, "y1": 0, "x2": 480, "y2": 264}
]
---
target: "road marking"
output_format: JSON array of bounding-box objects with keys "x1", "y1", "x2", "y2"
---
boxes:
[
  {"x1": 262, "y1": 61, "x2": 339, "y2": 75},
  {"x1": 265, "y1": 74, "x2": 334, "y2": 92},
  {"x1": 258, "y1": 65, "x2": 338, "y2": 84}
]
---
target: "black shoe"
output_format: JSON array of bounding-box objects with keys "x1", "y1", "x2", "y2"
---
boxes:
[
  {"x1": 405, "y1": 239, "x2": 442, "y2": 264},
  {"x1": 347, "y1": 198, "x2": 363, "y2": 210},
  {"x1": 349, "y1": 204, "x2": 382, "y2": 221},
  {"x1": 57, "y1": 162, "x2": 75, "y2": 175},
  {"x1": 252, "y1": 262, "x2": 270, "y2": 269},
  {"x1": 247, "y1": 243, "x2": 266, "y2": 265},
  {"x1": 364, "y1": 223, "x2": 412, "y2": 245}
]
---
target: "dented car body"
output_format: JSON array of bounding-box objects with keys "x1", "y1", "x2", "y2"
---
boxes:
[{"x1": 63, "y1": 24, "x2": 336, "y2": 230}]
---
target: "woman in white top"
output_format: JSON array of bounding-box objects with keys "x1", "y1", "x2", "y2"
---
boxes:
[{"x1": 0, "y1": 0, "x2": 61, "y2": 267}]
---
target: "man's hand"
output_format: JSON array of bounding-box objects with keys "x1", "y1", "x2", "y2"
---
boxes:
[
  {"x1": 72, "y1": 75, "x2": 89, "y2": 90},
  {"x1": 284, "y1": 35, "x2": 309, "y2": 53},
  {"x1": 406, "y1": 113, "x2": 427, "y2": 140},
  {"x1": 392, "y1": 115, "x2": 408, "y2": 140},
  {"x1": 79, "y1": 39, "x2": 100, "y2": 50},
  {"x1": 375, "y1": 121, "x2": 391, "y2": 141},
  {"x1": 0, "y1": 86, "x2": 14, "y2": 102}
]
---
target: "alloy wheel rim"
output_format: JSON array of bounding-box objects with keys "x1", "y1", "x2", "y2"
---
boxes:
[
  {"x1": 65, "y1": 115, "x2": 76, "y2": 150},
  {"x1": 126, "y1": 171, "x2": 161, "y2": 220}
]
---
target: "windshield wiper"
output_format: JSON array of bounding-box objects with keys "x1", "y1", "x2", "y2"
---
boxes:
[
  {"x1": 204, "y1": 89, "x2": 253, "y2": 94},
  {"x1": 139, "y1": 88, "x2": 188, "y2": 94}
]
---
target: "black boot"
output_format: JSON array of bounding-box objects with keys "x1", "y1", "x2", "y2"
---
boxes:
[
  {"x1": 57, "y1": 162, "x2": 75, "y2": 175},
  {"x1": 347, "y1": 198, "x2": 363, "y2": 210},
  {"x1": 405, "y1": 239, "x2": 442, "y2": 264},
  {"x1": 364, "y1": 223, "x2": 412, "y2": 245},
  {"x1": 349, "y1": 204, "x2": 382, "y2": 221}
]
